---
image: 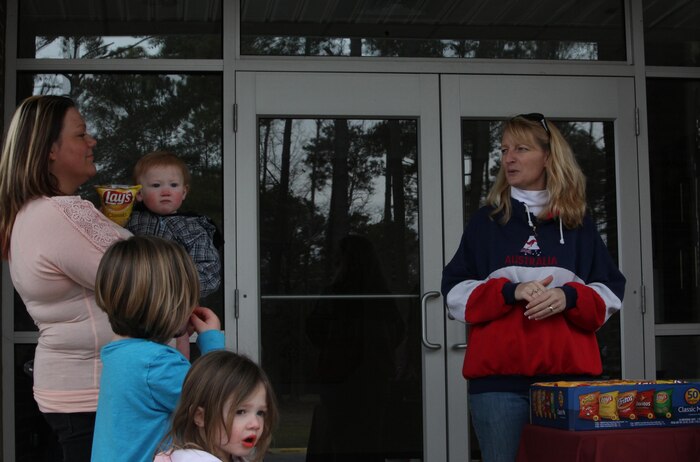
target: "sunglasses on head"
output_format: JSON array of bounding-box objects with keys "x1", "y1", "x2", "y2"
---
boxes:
[{"x1": 515, "y1": 113, "x2": 550, "y2": 137}]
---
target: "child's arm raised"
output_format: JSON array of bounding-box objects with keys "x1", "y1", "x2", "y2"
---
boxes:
[{"x1": 189, "y1": 306, "x2": 225, "y2": 354}]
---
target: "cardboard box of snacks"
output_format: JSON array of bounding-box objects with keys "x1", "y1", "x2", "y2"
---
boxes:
[{"x1": 530, "y1": 380, "x2": 700, "y2": 430}]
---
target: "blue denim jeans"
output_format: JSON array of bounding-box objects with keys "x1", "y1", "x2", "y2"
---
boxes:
[{"x1": 469, "y1": 391, "x2": 530, "y2": 462}]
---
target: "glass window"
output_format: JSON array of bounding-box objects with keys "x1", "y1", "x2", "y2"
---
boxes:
[
  {"x1": 460, "y1": 118, "x2": 621, "y2": 377},
  {"x1": 241, "y1": 0, "x2": 626, "y2": 61},
  {"x1": 14, "y1": 72, "x2": 224, "y2": 328},
  {"x1": 258, "y1": 118, "x2": 422, "y2": 459},
  {"x1": 644, "y1": 0, "x2": 700, "y2": 66},
  {"x1": 647, "y1": 78, "x2": 700, "y2": 324},
  {"x1": 656, "y1": 336, "x2": 700, "y2": 380},
  {"x1": 18, "y1": 0, "x2": 222, "y2": 59}
]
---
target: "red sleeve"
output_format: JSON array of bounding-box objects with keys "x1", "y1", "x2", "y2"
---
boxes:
[
  {"x1": 465, "y1": 277, "x2": 514, "y2": 324},
  {"x1": 562, "y1": 282, "x2": 606, "y2": 331}
]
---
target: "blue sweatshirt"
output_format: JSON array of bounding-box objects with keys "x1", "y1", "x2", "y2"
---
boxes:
[{"x1": 441, "y1": 197, "x2": 625, "y2": 393}]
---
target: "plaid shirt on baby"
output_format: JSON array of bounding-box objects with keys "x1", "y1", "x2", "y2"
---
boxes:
[{"x1": 126, "y1": 209, "x2": 222, "y2": 297}]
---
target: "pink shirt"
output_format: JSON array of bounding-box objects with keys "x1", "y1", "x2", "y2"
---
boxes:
[{"x1": 9, "y1": 196, "x2": 131, "y2": 412}]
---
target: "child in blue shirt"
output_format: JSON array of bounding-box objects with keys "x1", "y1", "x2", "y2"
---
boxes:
[{"x1": 91, "y1": 235, "x2": 225, "y2": 462}]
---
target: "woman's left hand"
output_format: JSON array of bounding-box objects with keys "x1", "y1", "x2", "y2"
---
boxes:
[{"x1": 524, "y1": 287, "x2": 567, "y2": 320}]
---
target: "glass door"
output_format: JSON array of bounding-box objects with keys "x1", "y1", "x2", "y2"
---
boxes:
[
  {"x1": 235, "y1": 72, "x2": 446, "y2": 461},
  {"x1": 440, "y1": 74, "x2": 642, "y2": 460}
]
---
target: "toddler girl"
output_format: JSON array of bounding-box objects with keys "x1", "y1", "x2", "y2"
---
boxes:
[
  {"x1": 91, "y1": 235, "x2": 225, "y2": 462},
  {"x1": 155, "y1": 350, "x2": 279, "y2": 462}
]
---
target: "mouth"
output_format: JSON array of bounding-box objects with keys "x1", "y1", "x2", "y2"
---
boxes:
[{"x1": 242, "y1": 435, "x2": 257, "y2": 449}]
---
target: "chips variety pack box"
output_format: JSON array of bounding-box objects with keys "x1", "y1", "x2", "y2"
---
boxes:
[{"x1": 530, "y1": 379, "x2": 700, "y2": 430}]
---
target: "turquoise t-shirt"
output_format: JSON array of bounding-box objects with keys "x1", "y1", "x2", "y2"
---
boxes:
[{"x1": 91, "y1": 330, "x2": 225, "y2": 462}]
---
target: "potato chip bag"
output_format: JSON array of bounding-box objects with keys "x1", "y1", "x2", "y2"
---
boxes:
[
  {"x1": 599, "y1": 390, "x2": 619, "y2": 420},
  {"x1": 578, "y1": 391, "x2": 600, "y2": 421},
  {"x1": 617, "y1": 390, "x2": 637, "y2": 420},
  {"x1": 654, "y1": 389, "x2": 673, "y2": 418},
  {"x1": 95, "y1": 184, "x2": 141, "y2": 226},
  {"x1": 635, "y1": 389, "x2": 655, "y2": 419}
]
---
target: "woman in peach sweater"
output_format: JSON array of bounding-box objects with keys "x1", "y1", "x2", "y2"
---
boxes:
[{"x1": 0, "y1": 95, "x2": 131, "y2": 461}]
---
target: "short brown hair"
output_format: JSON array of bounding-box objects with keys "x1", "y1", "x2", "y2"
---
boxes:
[
  {"x1": 160, "y1": 351, "x2": 279, "y2": 462},
  {"x1": 133, "y1": 150, "x2": 191, "y2": 187},
  {"x1": 95, "y1": 235, "x2": 200, "y2": 343}
]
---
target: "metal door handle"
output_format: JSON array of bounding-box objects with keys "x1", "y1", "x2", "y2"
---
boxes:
[{"x1": 421, "y1": 291, "x2": 442, "y2": 350}]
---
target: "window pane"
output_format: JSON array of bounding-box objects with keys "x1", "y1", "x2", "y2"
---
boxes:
[
  {"x1": 19, "y1": 1, "x2": 222, "y2": 59},
  {"x1": 15, "y1": 72, "x2": 224, "y2": 327},
  {"x1": 656, "y1": 336, "x2": 700, "y2": 380},
  {"x1": 647, "y1": 78, "x2": 700, "y2": 324},
  {"x1": 241, "y1": 0, "x2": 626, "y2": 61},
  {"x1": 460, "y1": 118, "x2": 622, "y2": 378},
  {"x1": 258, "y1": 118, "x2": 422, "y2": 459},
  {"x1": 644, "y1": 0, "x2": 700, "y2": 66}
]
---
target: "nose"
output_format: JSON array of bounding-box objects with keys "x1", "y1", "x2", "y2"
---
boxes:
[
  {"x1": 502, "y1": 149, "x2": 514, "y2": 163},
  {"x1": 87, "y1": 134, "x2": 97, "y2": 147},
  {"x1": 248, "y1": 415, "x2": 262, "y2": 430}
]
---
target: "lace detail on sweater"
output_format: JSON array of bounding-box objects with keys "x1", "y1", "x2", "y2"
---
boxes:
[{"x1": 48, "y1": 196, "x2": 124, "y2": 252}]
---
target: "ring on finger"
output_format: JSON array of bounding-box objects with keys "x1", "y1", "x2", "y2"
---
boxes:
[{"x1": 548, "y1": 305, "x2": 554, "y2": 312}]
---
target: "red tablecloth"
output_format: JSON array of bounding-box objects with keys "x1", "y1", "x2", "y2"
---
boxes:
[{"x1": 516, "y1": 424, "x2": 700, "y2": 462}]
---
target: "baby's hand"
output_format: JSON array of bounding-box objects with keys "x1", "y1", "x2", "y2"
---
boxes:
[{"x1": 190, "y1": 306, "x2": 221, "y2": 334}]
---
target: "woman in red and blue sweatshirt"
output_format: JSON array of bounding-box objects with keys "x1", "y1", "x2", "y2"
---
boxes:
[{"x1": 441, "y1": 113, "x2": 626, "y2": 462}]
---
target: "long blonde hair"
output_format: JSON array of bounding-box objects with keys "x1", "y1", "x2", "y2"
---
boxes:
[
  {"x1": 160, "y1": 350, "x2": 279, "y2": 462},
  {"x1": 0, "y1": 95, "x2": 75, "y2": 258},
  {"x1": 487, "y1": 115, "x2": 587, "y2": 228}
]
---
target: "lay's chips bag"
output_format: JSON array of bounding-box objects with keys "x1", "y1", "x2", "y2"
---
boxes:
[{"x1": 95, "y1": 184, "x2": 141, "y2": 226}]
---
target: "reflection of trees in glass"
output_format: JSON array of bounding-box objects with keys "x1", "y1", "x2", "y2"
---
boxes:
[
  {"x1": 31, "y1": 26, "x2": 220, "y2": 59},
  {"x1": 259, "y1": 118, "x2": 419, "y2": 296},
  {"x1": 35, "y1": 36, "x2": 153, "y2": 59},
  {"x1": 25, "y1": 72, "x2": 223, "y2": 224},
  {"x1": 242, "y1": 35, "x2": 599, "y2": 60}
]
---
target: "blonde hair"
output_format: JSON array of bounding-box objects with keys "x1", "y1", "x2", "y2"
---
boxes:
[
  {"x1": 133, "y1": 150, "x2": 191, "y2": 187},
  {"x1": 486, "y1": 115, "x2": 587, "y2": 228},
  {"x1": 95, "y1": 235, "x2": 200, "y2": 344},
  {"x1": 160, "y1": 350, "x2": 279, "y2": 462},
  {"x1": 0, "y1": 95, "x2": 76, "y2": 258}
]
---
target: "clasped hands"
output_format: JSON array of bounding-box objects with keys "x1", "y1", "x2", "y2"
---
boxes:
[{"x1": 515, "y1": 275, "x2": 566, "y2": 320}]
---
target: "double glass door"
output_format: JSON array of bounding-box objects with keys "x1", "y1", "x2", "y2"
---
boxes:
[{"x1": 234, "y1": 72, "x2": 641, "y2": 461}]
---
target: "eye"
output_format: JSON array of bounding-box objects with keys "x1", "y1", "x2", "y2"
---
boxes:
[
  {"x1": 236, "y1": 409, "x2": 247, "y2": 416},
  {"x1": 170, "y1": 182, "x2": 180, "y2": 188},
  {"x1": 257, "y1": 410, "x2": 267, "y2": 417},
  {"x1": 150, "y1": 182, "x2": 161, "y2": 188}
]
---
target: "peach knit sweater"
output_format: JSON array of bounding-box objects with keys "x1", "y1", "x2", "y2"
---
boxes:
[{"x1": 9, "y1": 196, "x2": 131, "y2": 413}]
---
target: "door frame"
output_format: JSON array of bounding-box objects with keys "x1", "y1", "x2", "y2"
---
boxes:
[
  {"x1": 440, "y1": 73, "x2": 643, "y2": 460},
  {"x1": 234, "y1": 71, "x2": 449, "y2": 461},
  {"x1": 234, "y1": 71, "x2": 643, "y2": 461}
]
